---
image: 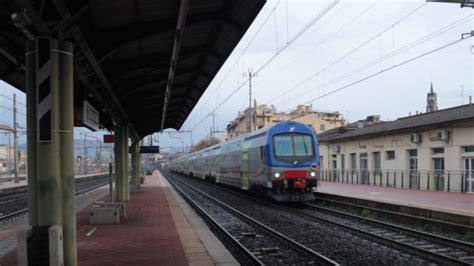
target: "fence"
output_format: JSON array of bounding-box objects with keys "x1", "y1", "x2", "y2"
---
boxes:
[{"x1": 319, "y1": 168, "x2": 473, "y2": 193}]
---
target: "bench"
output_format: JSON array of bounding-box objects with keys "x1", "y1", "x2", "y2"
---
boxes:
[{"x1": 89, "y1": 202, "x2": 126, "y2": 225}]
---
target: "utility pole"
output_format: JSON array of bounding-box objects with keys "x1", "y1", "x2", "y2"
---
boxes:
[
  {"x1": 253, "y1": 99, "x2": 257, "y2": 131},
  {"x1": 83, "y1": 133, "x2": 87, "y2": 174},
  {"x1": 189, "y1": 131, "x2": 193, "y2": 152},
  {"x1": 243, "y1": 69, "x2": 257, "y2": 133},
  {"x1": 7, "y1": 132, "x2": 11, "y2": 176},
  {"x1": 99, "y1": 140, "x2": 102, "y2": 169},
  {"x1": 209, "y1": 127, "x2": 212, "y2": 145},
  {"x1": 211, "y1": 112, "x2": 216, "y2": 141},
  {"x1": 13, "y1": 94, "x2": 18, "y2": 183}
]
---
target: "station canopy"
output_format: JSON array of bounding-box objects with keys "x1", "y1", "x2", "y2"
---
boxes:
[{"x1": 0, "y1": 0, "x2": 265, "y2": 140}]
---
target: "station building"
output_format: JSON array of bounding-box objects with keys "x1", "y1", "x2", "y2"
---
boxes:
[
  {"x1": 318, "y1": 103, "x2": 474, "y2": 193},
  {"x1": 227, "y1": 104, "x2": 344, "y2": 139}
]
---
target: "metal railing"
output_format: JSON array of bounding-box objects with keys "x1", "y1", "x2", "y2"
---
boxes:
[{"x1": 319, "y1": 168, "x2": 474, "y2": 193}]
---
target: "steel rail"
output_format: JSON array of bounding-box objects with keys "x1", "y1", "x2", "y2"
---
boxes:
[
  {"x1": 166, "y1": 175, "x2": 264, "y2": 266},
  {"x1": 304, "y1": 203, "x2": 474, "y2": 265},
  {"x1": 167, "y1": 171, "x2": 473, "y2": 265},
  {"x1": 166, "y1": 173, "x2": 339, "y2": 266},
  {"x1": 313, "y1": 195, "x2": 474, "y2": 235},
  {"x1": 0, "y1": 176, "x2": 110, "y2": 224}
]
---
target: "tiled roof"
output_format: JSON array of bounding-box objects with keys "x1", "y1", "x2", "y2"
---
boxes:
[{"x1": 318, "y1": 104, "x2": 474, "y2": 142}]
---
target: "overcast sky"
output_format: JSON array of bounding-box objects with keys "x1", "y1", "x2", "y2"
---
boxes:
[{"x1": 1, "y1": 0, "x2": 473, "y2": 154}]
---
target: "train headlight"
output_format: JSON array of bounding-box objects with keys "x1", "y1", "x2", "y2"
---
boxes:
[
  {"x1": 274, "y1": 172, "x2": 281, "y2": 178},
  {"x1": 310, "y1": 171, "x2": 316, "y2": 177}
]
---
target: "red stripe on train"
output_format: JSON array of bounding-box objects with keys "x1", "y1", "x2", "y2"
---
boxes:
[{"x1": 284, "y1": 170, "x2": 307, "y2": 178}]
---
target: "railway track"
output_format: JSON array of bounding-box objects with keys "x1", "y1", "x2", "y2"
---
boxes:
[
  {"x1": 313, "y1": 194, "x2": 474, "y2": 237},
  {"x1": 165, "y1": 171, "x2": 474, "y2": 265},
  {"x1": 165, "y1": 174, "x2": 338, "y2": 265},
  {"x1": 299, "y1": 204, "x2": 474, "y2": 265},
  {"x1": 0, "y1": 175, "x2": 110, "y2": 224}
]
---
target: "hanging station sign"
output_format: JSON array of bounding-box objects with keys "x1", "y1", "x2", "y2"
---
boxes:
[
  {"x1": 128, "y1": 146, "x2": 160, "y2": 154},
  {"x1": 82, "y1": 101, "x2": 99, "y2": 131},
  {"x1": 103, "y1": 134, "x2": 115, "y2": 143}
]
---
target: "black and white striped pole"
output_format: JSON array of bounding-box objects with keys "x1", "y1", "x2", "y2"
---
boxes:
[{"x1": 19, "y1": 37, "x2": 76, "y2": 266}]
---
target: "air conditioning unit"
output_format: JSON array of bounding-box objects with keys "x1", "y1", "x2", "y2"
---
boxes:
[
  {"x1": 332, "y1": 145, "x2": 340, "y2": 153},
  {"x1": 437, "y1": 130, "x2": 450, "y2": 141},
  {"x1": 410, "y1": 133, "x2": 422, "y2": 144}
]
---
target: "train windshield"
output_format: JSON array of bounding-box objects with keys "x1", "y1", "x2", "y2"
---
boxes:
[{"x1": 273, "y1": 134, "x2": 314, "y2": 163}]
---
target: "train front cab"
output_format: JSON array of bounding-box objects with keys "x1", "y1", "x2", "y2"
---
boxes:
[{"x1": 266, "y1": 123, "x2": 320, "y2": 201}]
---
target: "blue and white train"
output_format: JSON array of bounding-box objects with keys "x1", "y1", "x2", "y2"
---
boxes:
[{"x1": 169, "y1": 121, "x2": 320, "y2": 201}]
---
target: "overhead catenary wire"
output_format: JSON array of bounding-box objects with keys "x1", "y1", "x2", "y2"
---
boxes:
[
  {"x1": 281, "y1": 13, "x2": 474, "y2": 105},
  {"x1": 188, "y1": 0, "x2": 340, "y2": 132},
  {"x1": 0, "y1": 94, "x2": 26, "y2": 107},
  {"x1": 254, "y1": 0, "x2": 339, "y2": 74},
  {"x1": 318, "y1": 14, "x2": 473, "y2": 88},
  {"x1": 183, "y1": 0, "x2": 282, "y2": 125},
  {"x1": 284, "y1": 34, "x2": 473, "y2": 113},
  {"x1": 259, "y1": 0, "x2": 380, "y2": 85},
  {"x1": 287, "y1": 14, "x2": 474, "y2": 106},
  {"x1": 0, "y1": 105, "x2": 26, "y2": 117},
  {"x1": 266, "y1": 2, "x2": 427, "y2": 105}
]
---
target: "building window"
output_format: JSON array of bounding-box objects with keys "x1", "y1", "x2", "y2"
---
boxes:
[
  {"x1": 341, "y1": 154, "x2": 345, "y2": 170},
  {"x1": 320, "y1": 124, "x2": 325, "y2": 131},
  {"x1": 464, "y1": 146, "x2": 474, "y2": 153},
  {"x1": 386, "y1": 150, "x2": 395, "y2": 160},
  {"x1": 432, "y1": 147, "x2": 444, "y2": 154},
  {"x1": 373, "y1": 152, "x2": 381, "y2": 175},
  {"x1": 350, "y1": 153, "x2": 357, "y2": 171},
  {"x1": 360, "y1": 153, "x2": 369, "y2": 184}
]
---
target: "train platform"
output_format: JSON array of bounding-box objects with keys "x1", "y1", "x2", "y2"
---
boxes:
[
  {"x1": 0, "y1": 171, "x2": 237, "y2": 265},
  {"x1": 318, "y1": 182, "x2": 474, "y2": 223}
]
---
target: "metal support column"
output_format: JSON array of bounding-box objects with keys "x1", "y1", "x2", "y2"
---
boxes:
[
  {"x1": 131, "y1": 141, "x2": 140, "y2": 192},
  {"x1": 123, "y1": 126, "x2": 130, "y2": 200},
  {"x1": 114, "y1": 126, "x2": 129, "y2": 201},
  {"x1": 59, "y1": 41, "x2": 76, "y2": 266},
  {"x1": 21, "y1": 37, "x2": 65, "y2": 265},
  {"x1": 114, "y1": 126, "x2": 123, "y2": 201},
  {"x1": 25, "y1": 41, "x2": 38, "y2": 227},
  {"x1": 36, "y1": 38, "x2": 61, "y2": 227}
]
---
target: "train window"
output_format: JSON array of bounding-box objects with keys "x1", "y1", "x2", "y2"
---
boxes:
[
  {"x1": 273, "y1": 134, "x2": 314, "y2": 162},
  {"x1": 293, "y1": 135, "x2": 313, "y2": 156},
  {"x1": 274, "y1": 135, "x2": 294, "y2": 156}
]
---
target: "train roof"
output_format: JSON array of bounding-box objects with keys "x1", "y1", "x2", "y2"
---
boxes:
[{"x1": 175, "y1": 121, "x2": 315, "y2": 159}]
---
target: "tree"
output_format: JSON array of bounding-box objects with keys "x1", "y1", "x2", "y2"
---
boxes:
[{"x1": 190, "y1": 138, "x2": 221, "y2": 152}]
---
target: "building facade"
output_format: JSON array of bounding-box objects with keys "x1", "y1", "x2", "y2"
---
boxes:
[
  {"x1": 227, "y1": 104, "x2": 345, "y2": 139},
  {"x1": 318, "y1": 104, "x2": 474, "y2": 193}
]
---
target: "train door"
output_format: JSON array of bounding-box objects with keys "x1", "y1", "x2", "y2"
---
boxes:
[
  {"x1": 242, "y1": 143, "x2": 250, "y2": 190},
  {"x1": 215, "y1": 149, "x2": 221, "y2": 183},
  {"x1": 465, "y1": 158, "x2": 474, "y2": 193}
]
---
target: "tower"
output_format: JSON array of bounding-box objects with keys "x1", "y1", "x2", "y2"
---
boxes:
[{"x1": 426, "y1": 82, "x2": 438, "y2": 112}]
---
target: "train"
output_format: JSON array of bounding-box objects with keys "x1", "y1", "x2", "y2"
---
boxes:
[{"x1": 169, "y1": 121, "x2": 320, "y2": 201}]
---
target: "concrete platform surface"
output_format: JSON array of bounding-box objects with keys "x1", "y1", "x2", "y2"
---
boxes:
[
  {"x1": 318, "y1": 182, "x2": 474, "y2": 217},
  {"x1": 0, "y1": 171, "x2": 238, "y2": 265},
  {"x1": 0, "y1": 186, "x2": 112, "y2": 265},
  {"x1": 77, "y1": 171, "x2": 236, "y2": 265}
]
